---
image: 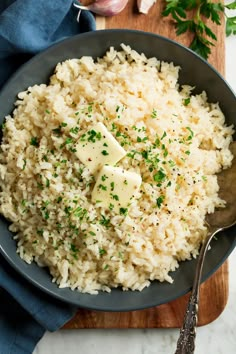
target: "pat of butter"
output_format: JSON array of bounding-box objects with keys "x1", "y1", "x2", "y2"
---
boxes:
[
  {"x1": 75, "y1": 122, "x2": 126, "y2": 173},
  {"x1": 92, "y1": 166, "x2": 142, "y2": 213}
]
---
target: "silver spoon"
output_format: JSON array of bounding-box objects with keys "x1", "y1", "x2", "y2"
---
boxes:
[{"x1": 175, "y1": 141, "x2": 236, "y2": 354}]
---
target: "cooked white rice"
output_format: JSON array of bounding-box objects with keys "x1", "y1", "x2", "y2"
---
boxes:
[{"x1": 0, "y1": 44, "x2": 234, "y2": 294}]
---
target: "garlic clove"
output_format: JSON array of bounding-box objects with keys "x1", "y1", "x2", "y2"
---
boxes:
[
  {"x1": 74, "y1": 0, "x2": 129, "y2": 17},
  {"x1": 137, "y1": 0, "x2": 156, "y2": 14}
]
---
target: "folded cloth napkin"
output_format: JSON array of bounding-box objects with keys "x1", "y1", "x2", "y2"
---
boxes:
[
  {"x1": 0, "y1": 1, "x2": 96, "y2": 353},
  {"x1": 0, "y1": 0, "x2": 96, "y2": 89}
]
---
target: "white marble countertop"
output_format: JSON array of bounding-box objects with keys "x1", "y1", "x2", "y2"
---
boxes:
[{"x1": 34, "y1": 34, "x2": 236, "y2": 354}]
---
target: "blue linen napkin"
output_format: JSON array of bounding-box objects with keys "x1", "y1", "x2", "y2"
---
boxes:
[{"x1": 0, "y1": 1, "x2": 96, "y2": 353}]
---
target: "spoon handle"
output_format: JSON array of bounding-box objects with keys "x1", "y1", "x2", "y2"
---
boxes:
[
  {"x1": 175, "y1": 291, "x2": 198, "y2": 354},
  {"x1": 175, "y1": 226, "x2": 220, "y2": 354}
]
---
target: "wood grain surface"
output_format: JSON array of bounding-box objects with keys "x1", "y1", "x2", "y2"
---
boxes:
[
  {"x1": 64, "y1": 0, "x2": 228, "y2": 329},
  {"x1": 64, "y1": 263, "x2": 228, "y2": 329}
]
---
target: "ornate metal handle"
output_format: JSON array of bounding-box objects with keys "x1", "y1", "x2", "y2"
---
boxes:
[
  {"x1": 175, "y1": 226, "x2": 220, "y2": 354},
  {"x1": 175, "y1": 292, "x2": 198, "y2": 354}
]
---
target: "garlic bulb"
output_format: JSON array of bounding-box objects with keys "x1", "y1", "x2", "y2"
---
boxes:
[
  {"x1": 137, "y1": 0, "x2": 156, "y2": 14},
  {"x1": 73, "y1": 0, "x2": 129, "y2": 17}
]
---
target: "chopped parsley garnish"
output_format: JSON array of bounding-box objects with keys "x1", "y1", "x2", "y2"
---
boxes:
[
  {"x1": 45, "y1": 178, "x2": 50, "y2": 188},
  {"x1": 153, "y1": 170, "x2": 166, "y2": 183},
  {"x1": 42, "y1": 155, "x2": 48, "y2": 162},
  {"x1": 52, "y1": 126, "x2": 62, "y2": 136},
  {"x1": 110, "y1": 182, "x2": 115, "y2": 191},
  {"x1": 156, "y1": 196, "x2": 165, "y2": 208},
  {"x1": 87, "y1": 130, "x2": 102, "y2": 143},
  {"x1": 99, "y1": 215, "x2": 110, "y2": 228},
  {"x1": 74, "y1": 207, "x2": 87, "y2": 220},
  {"x1": 112, "y1": 194, "x2": 119, "y2": 201},
  {"x1": 101, "y1": 175, "x2": 108, "y2": 181},
  {"x1": 137, "y1": 136, "x2": 148, "y2": 143},
  {"x1": 57, "y1": 196, "x2": 63, "y2": 203},
  {"x1": 109, "y1": 203, "x2": 114, "y2": 211},
  {"x1": 70, "y1": 126, "x2": 79, "y2": 134},
  {"x1": 183, "y1": 98, "x2": 191, "y2": 106},
  {"x1": 98, "y1": 184, "x2": 107, "y2": 191},
  {"x1": 163, "y1": 149, "x2": 168, "y2": 157},
  {"x1": 151, "y1": 108, "x2": 157, "y2": 119},
  {"x1": 64, "y1": 206, "x2": 73, "y2": 215},
  {"x1": 70, "y1": 243, "x2": 79, "y2": 253},
  {"x1": 154, "y1": 137, "x2": 160, "y2": 147},
  {"x1": 65, "y1": 138, "x2": 73, "y2": 145},
  {"x1": 111, "y1": 123, "x2": 117, "y2": 131},
  {"x1": 168, "y1": 160, "x2": 175, "y2": 167},
  {"x1": 23, "y1": 159, "x2": 27, "y2": 170},
  {"x1": 37, "y1": 229, "x2": 44, "y2": 236},
  {"x1": 88, "y1": 103, "x2": 93, "y2": 113},
  {"x1": 37, "y1": 182, "x2": 44, "y2": 190},
  {"x1": 161, "y1": 131, "x2": 167, "y2": 140},
  {"x1": 120, "y1": 207, "x2": 128, "y2": 216},
  {"x1": 141, "y1": 150, "x2": 148, "y2": 159},
  {"x1": 186, "y1": 127, "x2": 194, "y2": 140},
  {"x1": 99, "y1": 248, "x2": 107, "y2": 256},
  {"x1": 101, "y1": 150, "x2": 109, "y2": 156},
  {"x1": 43, "y1": 210, "x2": 49, "y2": 220},
  {"x1": 30, "y1": 137, "x2": 39, "y2": 147},
  {"x1": 21, "y1": 199, "x2": 27, "y2": 206}
]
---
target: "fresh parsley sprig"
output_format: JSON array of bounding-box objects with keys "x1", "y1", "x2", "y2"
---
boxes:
[
  {"x1": 225, "y1": 1, "x2": 236, "y2": 36},
  {"x1": 162, "y1": 0, "x2": 236, "y2": 60}
]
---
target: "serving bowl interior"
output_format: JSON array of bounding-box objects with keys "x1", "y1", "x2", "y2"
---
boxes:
[{"x1": 0, "y1": 29, "x2": 235, "y2": 311}]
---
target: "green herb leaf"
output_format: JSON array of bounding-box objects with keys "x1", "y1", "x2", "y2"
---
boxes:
[
  {"x1": 30, "y1": 137, "x2": 39, "y2": 147},
  {"x1": 99, "y1": 248, "x2": 107, "y2": 256},
  {"x1": 156, "y1": 195, "x2": 165, "y2": 208},
  {"x1": 183, "y1": 97, "x2": 191, "y2": 106},
  {"x1": 99, "y1": 215, "x2": 110, "y2": 228},
  {"x1": 151, "y1": 108, "x2": 157, "y2": 119},
  {"x1": 225, "y1": 1, "x2": 236, "y2": 10},
  {"x1": 153, "y1": 170, "x2": 166, "y2": 183},
  {"x1": 101, "y1": 150, "x2": 109, "y2": 156},
  {"x1": 23, "y1": 159, "x2": 27, "y2": 170},
  {"x1": 120, "y1": 207, "x2": 128, "y2": 216},
  {"x1": 226, "y1": 15, "x2": 236, "y2": 36},
  {"x1": 161, "y1": 0, "x2": 232, "y2": 60},
  {"x1": 37, "y1": 229, "x2": 44, "y2": 236},
  {"x1": 46, "y1": 178, "x2": 50, "y2": 188},
  {"x1": 112, "y1": 194, "x2": 119, "y2": 201},
  {"x1": 70, "y1": 126, "x2": 79, "y2": 134}
]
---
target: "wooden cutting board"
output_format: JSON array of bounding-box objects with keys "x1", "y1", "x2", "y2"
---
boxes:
[{"x1": 64, "y1": 0, "x2": 228, "y2": 329}]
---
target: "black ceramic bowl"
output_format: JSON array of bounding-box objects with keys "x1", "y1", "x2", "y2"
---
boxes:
[{"x1": 0, "y1": 30, "x2": 235, "y2": 311}]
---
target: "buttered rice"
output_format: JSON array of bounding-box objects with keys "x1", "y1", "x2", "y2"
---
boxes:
[{"x1": 0, "y1": 44, "x2": 234, "y2": 294}]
